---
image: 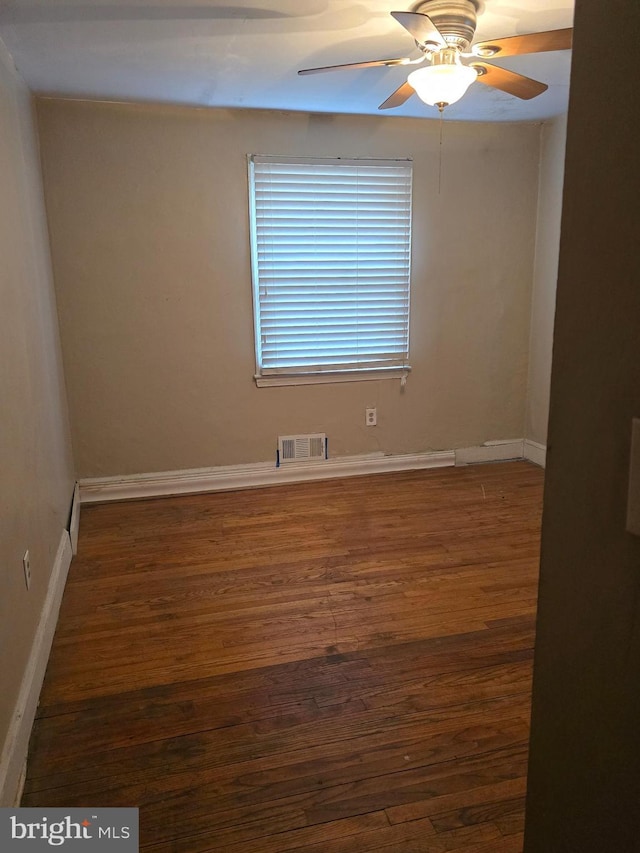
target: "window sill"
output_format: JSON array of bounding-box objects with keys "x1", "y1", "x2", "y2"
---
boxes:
[{"x1": 254, "y1": 367, "x2": 411, "y2": 388}]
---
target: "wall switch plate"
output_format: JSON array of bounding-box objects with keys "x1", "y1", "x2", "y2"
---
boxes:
[
  {"x1": 366, "y1": 407, "x2": 377, "y2": 427},
  {"x1": 626, "y1": 418, "x2": 640, "y2": 536}
]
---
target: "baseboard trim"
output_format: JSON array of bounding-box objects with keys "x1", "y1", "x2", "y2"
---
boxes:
[
  {"x1": 79, "y1": 450, "x2": 458, "y2": 503},
  {"x1": 0, "y1": 530, "x2": 73, "y2": 806},
  {"x1": 69, "y1": 483, "x2": 80, "y2": 555},
  {"x1": 78, "y1": 440, "x2": 539, "y2": 504},
  {"x1": 12, "y1": 763, "x2": 27, "y2": 808},
  {"x1": 455, "y1": 439, "x2": 525, "y2": 466},
  {"x1": 524, "y1": 439, "x2": 547, "y2": 467}
]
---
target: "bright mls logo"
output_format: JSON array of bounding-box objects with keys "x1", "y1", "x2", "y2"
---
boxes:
[{"x1": 0, "y1": 809, "x2": 138, "y2": 851}]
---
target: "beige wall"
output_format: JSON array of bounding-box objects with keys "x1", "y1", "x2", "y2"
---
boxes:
[
  {"x1": 0, "y1": 43, "x2": 74, "y2": 792},
  {"x1": 36, "y1": 98, "x2": 540, "y2": 478},
  {"x1": 526, "y1": 113, "x2": 567, "y2": 447}
]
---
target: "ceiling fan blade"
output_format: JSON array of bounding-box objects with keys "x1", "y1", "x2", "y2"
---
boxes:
[
  {"x1": 391, "y1": 11, "x2": 447, "y2": 49},
  {"x1": 471, "y1": 62, "x2": 548, "y2": 99},
  {"x1": 378, "y1": 81, "x2": 415, "y2": 110},
  {"x1": 298, "y1": 57, "x2": 413, "y2": 76},
  {"x1": 472, "y1": 28, "x2": 573, "y2": 58}
]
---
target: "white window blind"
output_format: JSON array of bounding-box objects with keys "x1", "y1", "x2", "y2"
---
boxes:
[{"x1": 248, "y1": 156, "x2": 412, "y2": 381}]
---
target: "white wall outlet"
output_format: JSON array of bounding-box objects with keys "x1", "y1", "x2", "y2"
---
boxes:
[
  {"x1": 23, "y1": 550, "x2": 31, "y2": 590},
  {"x1": 366, "y1": 407, "x2": 377, "y2": 427}
]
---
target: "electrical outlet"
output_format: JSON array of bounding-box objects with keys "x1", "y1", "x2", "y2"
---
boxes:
[
  {"x1": 23, "y1": 550, "x2": 31, "y2": 590},
  {"x1": 366, "y1": 407, "x2": 377, "y2": 427}
]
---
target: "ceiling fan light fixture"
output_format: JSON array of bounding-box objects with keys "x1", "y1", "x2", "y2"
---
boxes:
[
  {"x1": 473, "y1": 44, "x2": 500, "y2": 57},
  {"x1": 407, "y1": 53, "x2": 477, "y2": 109}
]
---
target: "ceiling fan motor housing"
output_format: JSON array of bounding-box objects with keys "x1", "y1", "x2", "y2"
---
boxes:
[{"x1": 413, "y1": 0, "x2": 479, "y2": 50}]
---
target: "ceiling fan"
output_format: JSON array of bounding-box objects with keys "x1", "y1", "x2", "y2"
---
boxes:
[{"x1": 298, "y1": 0, "x2": 572, "y2": 113}]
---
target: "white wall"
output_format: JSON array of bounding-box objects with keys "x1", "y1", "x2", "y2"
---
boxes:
[
  {"x1": 0, "y1": 42, "x2": 75, "y2": 804},
  {"x1": 37, "y1": 99, "x2": 541, "y2": 478},
  {"x1": 526, "y1": 114, "x2": 568, "y2": 450}
]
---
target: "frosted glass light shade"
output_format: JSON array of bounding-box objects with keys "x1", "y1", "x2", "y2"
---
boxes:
[{"x1": 407, "y1": 63, "x2": 478, "y2": 107}]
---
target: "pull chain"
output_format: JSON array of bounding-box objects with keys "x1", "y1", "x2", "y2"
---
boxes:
[{"x1": 438, "y1": 107, "x2": 444, "y2": 195}]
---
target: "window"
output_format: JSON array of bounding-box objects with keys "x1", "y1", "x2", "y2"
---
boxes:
[{"x1": 248, "y1": 156, "x2": 413, "y2": 386}]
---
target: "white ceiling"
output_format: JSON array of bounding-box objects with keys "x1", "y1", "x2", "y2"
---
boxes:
[{"x1": 0, "y1": 1, "x2": 574, "y2": 122}]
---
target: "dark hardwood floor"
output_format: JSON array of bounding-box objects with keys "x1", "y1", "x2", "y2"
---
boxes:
[{"x1": 23, "y1": 461, "x2": 543, "y2": 852}]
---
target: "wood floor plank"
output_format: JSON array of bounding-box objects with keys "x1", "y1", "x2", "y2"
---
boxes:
[
  {"x1": 23, "y1": 461, "x2": 542, "y2": 853},
  {"x1": 430, "y1": 794, "x2": 526, "y2": 833},
  {"x1": 288, "y1": 821, "x2": 499, "y2": 853}
]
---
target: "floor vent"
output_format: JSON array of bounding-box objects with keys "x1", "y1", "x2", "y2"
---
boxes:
[{"x1": 277, "y1": 433, "x2": 327, "y2": 465}]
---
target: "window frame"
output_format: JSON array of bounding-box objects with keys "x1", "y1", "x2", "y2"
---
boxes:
[{"x1": 248, "y1": 155, "x2": 413, "y2": 387}]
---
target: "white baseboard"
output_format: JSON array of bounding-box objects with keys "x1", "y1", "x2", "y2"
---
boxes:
[
  {"x1": 455, "y1": 439, "x2": 525, "y2": 466},
  {"x1": 79, "y1": 440, "x2": 538, "y2": 505},
  {"x1": 0, "y1": 530, "x2": 73, "y2": 806},
  {"x1": 69, "y1": 483, "x2": 80, "y2": 555},
  {"x1": 79, "y1": 450, "x2": 457, "y2": 503},
  {"x1": 524, "y1": 439, "x2": 547, "y2": 468},
  {"x1": 12, "y1": 763, "x2": 27, "y2": 808}
]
